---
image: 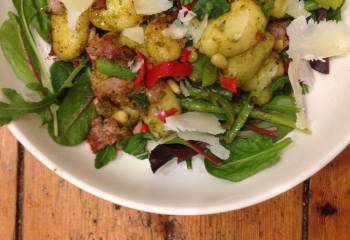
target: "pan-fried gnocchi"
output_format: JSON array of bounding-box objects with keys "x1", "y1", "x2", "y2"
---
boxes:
[
  {"x1": 145, "y1": 16, "x2": 185, "y2": 63},
  {"x1": 271, "y1": 0, "x2": 289, "y2": 18},
  {"x1": 199, "y1": 0, "x2": 267, "y2": 58},
  {"x1": 242, "y1": 56, "x2": 285, "y2": 92},
  {"x1": 225, "y1": 32, "x2": 274, "y2": 86},
  {"x1": 51, "y1": 11, "x2": 90, "y2": 61},
  {"x1": 90, "y1": 0, "x2": 142, "y2": 32}
]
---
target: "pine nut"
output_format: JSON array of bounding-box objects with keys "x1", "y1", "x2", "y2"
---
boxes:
[{"x1": 167, "y1": 79, "x2": 181, "y2": 95}]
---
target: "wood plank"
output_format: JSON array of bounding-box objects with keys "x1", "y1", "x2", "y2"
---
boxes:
[
  {"x1": 22, "y1": 150, "x2": 303, "y2": 240},
  {"x1": 171, "y1": 185, "x2": 303, "y2": 240},
  {"x1": 309, "y1": 145, "x2": 350, "y2": 240},
  {"x1": 0, "y1": 127, "x2": 18, "y2": 240},
  {"x1": 22, "y1": 151, "x2": 165, "y2": 240}
]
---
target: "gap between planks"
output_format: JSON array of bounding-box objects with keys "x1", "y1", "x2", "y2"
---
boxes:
[{"x1": 15, "y1": 143, "x2": 25, "y2": 240}]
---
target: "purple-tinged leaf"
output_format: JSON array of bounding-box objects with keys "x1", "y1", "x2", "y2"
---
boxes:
[
  {"x1": 309, "y1": 58, "x2": 330, "y2": 74},
  {"x1": 149, "y1": 144, "x2": 198, "y2": 173}
]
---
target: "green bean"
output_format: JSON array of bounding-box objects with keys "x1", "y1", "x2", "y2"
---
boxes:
[
  {"x1": 250, "y1": 110, "x2": 296, "y2": 129},
  {"x1": 181, "y1": 98, "x2": 225, "y2": 114},
  {"x1": 210, "y1": 93, "x2": 235, "y2": 127},
  {"x1": 186, "y1": 84, "x2": 210, "y2": 98},
  {"x1": 210, "y1": 85, "x2": 233, "y2": 100},
  {"x1": 96, "y1": 59, "x2": 137, "y2": 80},
  {"x1": 181, "y1": 98, "x2": 298, "y2": 131},
  {"x1": 224, "y1": 101, "x2": 253, "y2": 143}
]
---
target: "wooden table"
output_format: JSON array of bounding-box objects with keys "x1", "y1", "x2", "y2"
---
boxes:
[{"x1": 1, "y1": 127, "x2": 350, "y2": 240}]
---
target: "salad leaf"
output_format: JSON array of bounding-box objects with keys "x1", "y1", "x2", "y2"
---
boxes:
[
  {"x1": 149, "y1": 142, "x2": 199, "y2": 173},
  {"x1": 180, "y1": 0, "x2": 194, "y2": 5},
  {"x1": 50, "y1": 59, "x2": 88, "y2": 94},
  {"x1": 133, "y1": 93, "x2": 149, "y2": 109},
  {"x1": 205, "y1": 134, "x2": 292, "y2": 182},
  {"x1": 262, "y1": 95, "x2": 298, "y2": 114},
  {"x1": 49, "y1": 69, "x2": 98, "y2": 146},
  {"x1": 0, "y1": 13, "x2": 37, "y2": 84},
  {"x1": 121, "y1": 133, "x2": 149, "y2": 160},
  {"x1": 258, "y1": 0, "x2": 274, "y2": 17},
  {"x1": 260, "y1": 95, "x2": 297, "y2": 139},
  {"x1": 95, "y1": 145, "x2": 117, "y2": 169},
  {"x1": 193, "y1": 0, "x2": 230, "y2": 20},
  {"x1": 12, "y1": 0, "x2": 51, "y2": 42},
  {"x1": 191, "y1": 55, "x2": 218, "y2": 87},
  {"x1": 0, "y1": 88, "x2": 55, "y2": 125},
  {"x1": 50, "y1": 61, "x2": 75, "y2": 93}
]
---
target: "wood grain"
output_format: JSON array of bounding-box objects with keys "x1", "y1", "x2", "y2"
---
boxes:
[
  {"x1": 0, "y1": 127, "x2": 18, "y2": 240},
  {"x1": 171, "y1": 186, "x2": 303, "y2": 240},
  {"x1": 22, "y1": 149, "x2": 304, "y2": 240},
  {"x1": 309, "y1": 145, "x2": 350, "y2": 240}
]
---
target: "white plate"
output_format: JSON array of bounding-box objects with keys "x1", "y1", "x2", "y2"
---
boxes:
[{"x1": 1, "y1": 2, "x2": 350, "y2": 215}]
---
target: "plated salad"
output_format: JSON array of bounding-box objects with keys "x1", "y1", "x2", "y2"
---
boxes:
[{"x1": 0, "y1": 0, "x2": 350, "y2": 182}]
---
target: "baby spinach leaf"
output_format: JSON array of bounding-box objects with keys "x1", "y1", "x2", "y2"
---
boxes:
[
  {"x1": 254, "y1": 95, "x2": 297, "y2": 139},
  {"x1": 0, "y1": 13, "x2": 37, "y2": 84},
  {"x1": 205, "y1": 134, "x2": 292, "y2": 182},
  {"x1": 95, "y1": 145, "x2": 117, "y2": 169},
  {"x1": 49, "y1": 69, "x2": 98, "y2": 146},
  {"x1": 262, "y1": 95, "x2": 298, "y2": 114},
  {"x1": 51, "y1": 59, "x2": 88, "y2": 95},
  {"x1": 0, "y1": 88, "x2": 55, "y2": 125},
  {"x1": 121, "y1": 133, "x2": 149, "y2": 160},
  {"x1": 12, "y1": 0, "x2": 51, "y2": 42},
  {"x1": 50, "y1": 61, "x2": 75, "y2": 93}
]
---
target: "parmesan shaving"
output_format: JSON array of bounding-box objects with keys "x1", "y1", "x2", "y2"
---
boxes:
[
  {"x1": 122, "y1": 26, "x2": 145, "y2": 44},
  {"x1": 288, "y1": 60, "x2": 308, "y2": 130},
  {"x1": 287, "y1": 16, "x2": 350, "y2": 60},
  {"x1": 162, "y1": 20, "x2": 188, "y2": 39},
  {"x1": 286, "y1": 0, "x2": 310, "y2": 18},
  {"x1": 190, "y1": 15, "x2": 208, "y2": 45},
  {"x1": 165, "y1": 112, "x2": 225, "y2": 135},
  {"x1": 133, "y1": 0, "x2": 173, "y2": 15},
  {"x1": 61, "y1": 0, "x2": 93, "y2": 32},
  {"x1": 178, "y1": 132, "x2": 230, "y2": 160}
]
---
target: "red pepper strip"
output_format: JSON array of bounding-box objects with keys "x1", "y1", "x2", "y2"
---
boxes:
[
  {"x1": 180, "y1": 49, "x2": 191, "y2": 62},
  {"x1": 187, "y1": 141, "x2": 222, "y2": 166},
  {"x1": 156, "y1": 108, "x2": 178, "y2": 122},
  {"x1": 146, "y1": 61, "x2": 193, "y2": 88},
  {"x1": 220, "y1": 77, "x2": 238, "y2": 94},
  {"x1": 132, "y1": 121, "x2": 150, "y2": 134},
  {"x1": 134, "y1": 53, "x2": 147, "y2": 87},
  {"x1": 245, "y1": 124, "x2": 278, "y2": 138}
]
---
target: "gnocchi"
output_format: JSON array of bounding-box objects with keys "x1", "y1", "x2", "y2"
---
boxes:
[
  {"x1": 199, "y1": 0, "x2": 267, "y2": 58},
  {"x1": 52, "y1": 10, "x2": 90, "y2": 61}
]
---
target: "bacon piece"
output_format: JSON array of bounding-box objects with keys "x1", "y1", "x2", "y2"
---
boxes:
[
  {"x1": 47, "y1": 0, "x2": 65, "y2": 15},
  {"x1": 87, "y1": 33, "x2": 136, "y2": 67},
  {"x1": 92, "y1": 0, "x2": 107, "y2": 10},
  {"x1": 87, "y1": 118, "x2": 120, "y2": 152},
  {"x1": 91, "y1": 74, "x2": 135, "y2": 106},
  {"x1": 268, "y1": 20, "x2": 291, "y2": 41}
]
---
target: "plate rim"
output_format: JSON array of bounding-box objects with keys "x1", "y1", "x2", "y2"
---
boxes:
[{"x1": 8, "y1": 122, "x2": 350, "y2": 215}]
